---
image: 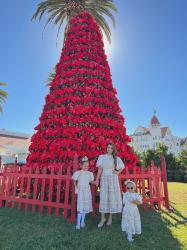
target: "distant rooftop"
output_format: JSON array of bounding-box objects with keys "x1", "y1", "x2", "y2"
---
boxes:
[
  {"x1": 150, "y1": 115, "x2": 160, "y2": 126},
  {"x1": 0, "y1": 129, "x2": 30, "y2": 139}
]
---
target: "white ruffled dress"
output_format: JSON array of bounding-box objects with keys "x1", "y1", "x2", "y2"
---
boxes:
[
  {"x1": 72, "y1": 170, "x2": 94, "y2": 214},
  {"x1": 121, "y1": 192, "x2": 142, "y2": 235}
]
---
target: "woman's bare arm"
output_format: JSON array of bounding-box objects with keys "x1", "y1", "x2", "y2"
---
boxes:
[{"x1": 95, "y1": 167, "x2": 103, "y2": 186}]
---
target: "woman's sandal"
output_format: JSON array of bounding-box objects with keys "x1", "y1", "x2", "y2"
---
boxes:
[
  {"x1": 106, "y1": 220, "x2": 112, "y2": 226},
  {"x1": 98, "y1": 218, "x2": 106, "y2": 228}
]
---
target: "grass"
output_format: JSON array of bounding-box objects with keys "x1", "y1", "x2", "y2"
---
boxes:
[{"x1": 0, "y1": 182, "x2": 186, "y2": 250}]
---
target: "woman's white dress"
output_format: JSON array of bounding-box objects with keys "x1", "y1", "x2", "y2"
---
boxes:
[
  {"x1": 72, "y1": 170, "x2": 94, "y2": 213},
  {"x1": 121, "y1": 192, "x2": 142, "y2": 235},
  {"x1": 96, "y1": 154, "x2": 125, "y2": 213}
]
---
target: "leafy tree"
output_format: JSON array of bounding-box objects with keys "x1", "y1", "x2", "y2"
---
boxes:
[
  {"x1": 156, "y1": 142, "x2": 168, "y2": 157},
  {"x1": 178, "y1": 146, "x2": 187, "y2": 170},
  {"x1": 141, "y1": 149, "x2": 158, "y2": 167},
  {"x1": 139, "y1": 142, "x2": 187, "y2": 182},
  {"x1": 166, "y1": 153, "x2": 180, "y2": 170}
]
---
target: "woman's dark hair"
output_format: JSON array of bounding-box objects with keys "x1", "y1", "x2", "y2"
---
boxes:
[{"x1": 106, "y1": 143, "x2": 117, "y2": 170}]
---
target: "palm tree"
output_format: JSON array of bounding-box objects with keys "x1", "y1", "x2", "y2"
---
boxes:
[
  {"x1": 32, "y1": 0, "x2": 117, "y2": 43},
  {"x1": 0, "y1": 82, "x2": 8, "y2": 113}
]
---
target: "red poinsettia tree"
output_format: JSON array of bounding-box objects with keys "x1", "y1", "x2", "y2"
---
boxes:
[{"x1": 27, "y1": 11, "x2": 138, "y2": 172}]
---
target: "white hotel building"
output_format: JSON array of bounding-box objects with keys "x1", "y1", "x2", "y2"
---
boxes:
[{"x1": 130, "y1": 114, "x2": 186, "y2": 155}]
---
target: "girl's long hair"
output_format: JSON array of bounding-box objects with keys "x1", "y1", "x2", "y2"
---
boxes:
[{"x1": 107, "y1": 143, "x2": 117, "y2": 170}]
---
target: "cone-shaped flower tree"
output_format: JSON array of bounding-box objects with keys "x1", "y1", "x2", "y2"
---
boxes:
[{"x1": 27, "y1": 11, "x2": 138, "y2": 171}]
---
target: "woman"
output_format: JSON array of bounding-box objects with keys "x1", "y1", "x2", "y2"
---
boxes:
[{"x1": 95, "y1": 143, "x2": 125, "y2": 227}]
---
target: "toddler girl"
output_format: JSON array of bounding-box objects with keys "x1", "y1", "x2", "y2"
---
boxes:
[{"x1": 121, "y1": 180, "x2": 142, "y2": 242}]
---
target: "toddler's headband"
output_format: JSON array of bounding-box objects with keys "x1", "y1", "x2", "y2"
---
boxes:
[{"x1": 124, "y1": 179, "x2": 136, "y2": 188}]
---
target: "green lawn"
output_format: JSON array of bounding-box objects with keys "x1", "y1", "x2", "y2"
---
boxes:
[{"x1": 0, "y1": 182, "x2": 186, "y2": 250}]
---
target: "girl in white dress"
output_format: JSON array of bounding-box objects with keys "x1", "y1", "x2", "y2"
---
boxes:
[
  {"x1": 72, "y1": 156, "x2": 94, "y2": 230},
  {"x1": 95, "y1": 143, "x2": 125, "y2": 227},
  {"x1": 121, "y1": 180, "x2": 142, "y2": 242}
]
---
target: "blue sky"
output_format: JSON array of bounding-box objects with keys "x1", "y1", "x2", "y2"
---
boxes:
[{"x1": 0, "y1": 0, "x2": 186, "y2": 137}]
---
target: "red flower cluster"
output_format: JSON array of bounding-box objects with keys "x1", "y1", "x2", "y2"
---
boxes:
[{"x1": 27, "y1": 11, "x2": 139, "y2": 172}]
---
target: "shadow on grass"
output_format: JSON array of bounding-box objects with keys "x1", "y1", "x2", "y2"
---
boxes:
[
  {"x1": 161, "y1": 203, "x2": 187, "y2": 227},
  {"x1": 0, "y1": 206, "x2": 183, "y2": 250}
]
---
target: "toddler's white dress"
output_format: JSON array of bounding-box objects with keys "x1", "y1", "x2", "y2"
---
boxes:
[{"x1": 121, "y1": 192, "x2": 142, "y2": 235}]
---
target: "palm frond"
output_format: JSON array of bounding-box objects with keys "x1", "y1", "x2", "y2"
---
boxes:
[
  {"x1": 45, "y1": 67, "x2": 56, "y2": 86},
  {"x1": 89, "y1": 10, "x2": 112, "y2": 42},
  {"x1": 0, "y1": 82, "x2": 7, "y2": 87},
  {"x1": 32, "y1": 0, "x2": 117, "y2": 43},
  {"x1": 0, "y1": 82, "x2": 8, "y2": 113}
]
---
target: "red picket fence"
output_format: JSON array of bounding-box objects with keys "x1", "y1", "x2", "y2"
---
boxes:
[{"x1": 0, "y1": 156, "x2": 169, "y2": 222}]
